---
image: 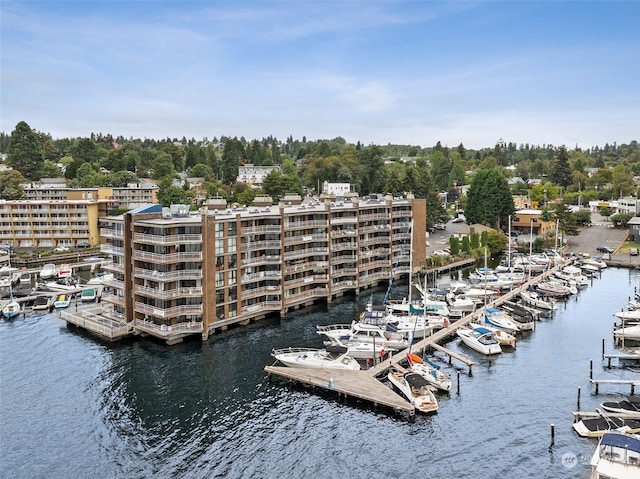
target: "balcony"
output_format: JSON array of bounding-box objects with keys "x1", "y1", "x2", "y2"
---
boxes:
[
  {"x1": 241, "y1": 285, "x2": 281, "y2": 300},
  {"x1": 135, "y1": 284, "x2": 203, "y2": 300},
  {"x1": 134, "y1": 268, "x2": 203, "y2": 281},
  {"x1": 240, "y1": 271, "x2": 282, "y2": 283},
  {"x1": 241, "y1": 255, "x2": 282, "y2": 267},
  {"x1": 133, "y1": 250, "x2": 202, "y2": 263},
  {"x1": 100, "y1": 244, "x2": 124, "y2": 256},
  {"x1": 102, "y1": 292, "x2": 126, "y2": 307},
  {"x1": 241, "y1": 225, "x2": 281, "y2": 235},
  {"x1": 284, "y1": 247, "x2": 329, "y2": 261},
  {"x1": 240, "y1": 239, "x2": 281, "y2": 252},
  {"x1": 134, "y1": 302, "x2": 203, "y2": 319},
  {"x1": 134, "y1": 233, "x2": 202, "y2": 245}
]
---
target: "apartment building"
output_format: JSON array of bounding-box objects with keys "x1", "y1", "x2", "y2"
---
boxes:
[
  {"x1": 0, "y1": 199, "x2": 105, "y2": 248},
  {"x1": 64, "y1": 195, "x2": 426, "y2": 345},
  {"x1": 24, "y1": 181, "x2": 158, "y2": 210}
]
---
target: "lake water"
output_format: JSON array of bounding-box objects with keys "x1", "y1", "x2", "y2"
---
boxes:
[{"x1": 2, "y1": 267, "x2": 639, "y2": 479}]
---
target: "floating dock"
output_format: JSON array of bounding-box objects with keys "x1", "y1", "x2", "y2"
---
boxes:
[{"x1": 265, "y1": 259, "x2": 569, "y2": 419}]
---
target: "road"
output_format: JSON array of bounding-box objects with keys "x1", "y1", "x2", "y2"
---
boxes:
[{"x1": 426, "y1": 211, "x2": 636, "y2": 265}]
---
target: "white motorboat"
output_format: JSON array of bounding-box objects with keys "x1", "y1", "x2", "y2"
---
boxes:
[
  {"x1": 80, "y1": 287, "x2": 98, "y2": 303},
  {"x1": 481, "y1": 307, "x2": 520, "y2": 334},
  {"x1": 32, "y1": 295, "x2": 53, "y2": 311},
  {"x1": 387, "y1": 367, "x2": 439, "y2": 414},
  {"x1": 331, "y1": 338, "x2": 395, "y2": 360},
  {"x1": 271, "y1": 346, "x2": 361, "y2": 370},
  {"x1": 359, "y1": 307, "x2": 437, "y2": 338},
  {"x1": 406, "y1": 353, "x2": 451, "y2": 392},
  {"x1": 0, "y1": 266, "x2": 20, "y2": 288},
  {"x1": 87, "y1": 272, "x2": 114, "y2": 285},
  {"x1": 42, "y1": 276, "x2": 81, "y2": 292},
  {"x1": 589, "y1": 431, "x2": 640, "y2": 479},
  {"x1": 582, "y1": 256, "x2": 608, "y2": 270},
  {"x1": 18, "y1": 269, "x2": 31, "y2": 285},
  {"x1": 471, "y1": 321, "x2": 517, "y2": 348},
  {"x1": 2, "y1": 296, "x2": 21, "y2": 319},
  {"x1": 573, "y1": 414, "x2": 640, "y2": 438},
  {"x1": 316, "y1": 323, "x2": 409, "y2": 350},
  {"x1": 456, "y1": 327, "x2": 502, "y2": 355},
  {"x1": 554, "y1": 265, "x2": 590, "y2": 288},
  {"x1": 614, "y1": 309, "x2": 640, "y2": 321},
  {"x1": 519, "y1": 289, "x2": 557, "y2": 311},
  {"x1": 536, "y1": 280, "x2": 575, "y2": 297},
  {"x1": 613, "y1": 324, "x2": 640, "y2": 341},
  {"x1": 57, "y1": 264, "x2": 72, "y2": 279},
  {"x1": 39, "y1": 263, "x2": 57, "y2": 280},
  {"x1": 500, "y1": 301, "x2": 535, "y2": 330},
  {"x1": 54, "y1": 294, "x2": 71, "y2": 309},
  {"x1": 601, "y1": 396, "x2": 640, "y2": 417}
]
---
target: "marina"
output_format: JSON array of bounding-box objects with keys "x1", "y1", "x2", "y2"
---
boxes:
[{"x1": 2, "y1": 264, "x2": 640, "y2": 478}]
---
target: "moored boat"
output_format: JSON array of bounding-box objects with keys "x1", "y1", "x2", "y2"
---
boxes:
[
  {"x1": 271, "y1": 346, "x2": 361, "y2": 370},
  {"x1": 601, "y1": 396, "x2": 640, "y2": 417},
  {"x1": 573, "y1": 414, "x2": 640, "y2": 438},
  {"x1": 80, "y1": 288, "x2": 98, "y2": 303},
  {"x1": 387, "y1": 367, "x2": 439, "y2": 414},
  {"x1": 589, "y1": 431, "x2": 640, "y2": 479},
  {"x1": 39, "y1": 263, "x2": 57, "y2": 280},
  {"x1": 456, "y1": 327, "x2": 502, "y2": 355},
  {"x1": 54, "y1": 294, "x2": 71, "y2": 309},
  {"x1": 32, "y1": 295, "x2": 53, "y2": 311},
  {"x1": 2, "y1": 296, "x2": 21, "y2": 319},
  {"x1": 406, "y1": 353, "x2": 451, "y2": 392}
]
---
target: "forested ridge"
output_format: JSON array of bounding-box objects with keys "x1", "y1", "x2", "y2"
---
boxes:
[{"x1": 1, "y1": 121, "x2": 638, "y2": 229}]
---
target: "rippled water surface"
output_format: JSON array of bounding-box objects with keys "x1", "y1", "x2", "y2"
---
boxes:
[{"x1": 2, "y1": 267, "x2": 639, "y2": 479}]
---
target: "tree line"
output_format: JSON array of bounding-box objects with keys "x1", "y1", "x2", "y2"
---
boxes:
[{"x1": 1, "y1": 121, "x2": 638, "y2": 230}]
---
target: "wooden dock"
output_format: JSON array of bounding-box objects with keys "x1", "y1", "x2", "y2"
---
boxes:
[
  {"x1": 264, "y1": 259, "x2": 569, "y2": 419},
  {"x1": 589, "y1": 378, "x2": 640, "y2": 395},
  {"x1": 264, "y1": 365, "x2": 416, "y2": 418}
]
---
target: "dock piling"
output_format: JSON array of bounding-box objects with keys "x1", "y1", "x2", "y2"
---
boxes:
[
  {"x1": 577, "y1": 387, "x2": 581, "y2": 410},
  {"x1": 457, "y1": 370, "x2": 460, "y2": 395},
  {"x1": 550, "y1": 424, "x2": 555, "y2": 447}
]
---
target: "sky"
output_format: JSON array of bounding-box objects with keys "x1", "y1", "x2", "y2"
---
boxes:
[{"x1": 1, "y1": 1, "x2": 639, "y2": 150}]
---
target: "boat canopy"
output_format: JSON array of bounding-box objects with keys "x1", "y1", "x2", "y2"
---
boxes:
[
  {"x1": 325, "y1": 345, "x2": 349, "y2": 355},
  {"x1": 600, "y1": 432, "x2": 640, "y2": 452},
  {"x1": 405, "y1": 373, "x2": 431, "y2": 388},
  {"x1": 473, "y1": 327, "x2": 493, "y2": 335},
  {"x1": 486, "y1": 307, "x2": 500, "y2": 314}
]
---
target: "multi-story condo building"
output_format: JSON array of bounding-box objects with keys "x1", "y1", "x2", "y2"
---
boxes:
[
  {"x1": 0, "y1": 198, "x2": 107, "y2": 248},
  {"x1": 24, "y1": 181, "x2": 158, "y2": 210},
  {"x1": 63, "y1": 194, "x2": 426, "y2": 345},
  {"x1": 236, "y1": 164, "x2": 280, "y2": 188}
]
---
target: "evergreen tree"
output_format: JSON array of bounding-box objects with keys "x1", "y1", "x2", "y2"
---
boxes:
[
  {"x1": 7, "y1": 121, "x2": 44, "y2": 180},
  {"x1": 221, "y1": 138, "x2": 243, "y2": 185},
  {"x1": 550, "y1": 146, "x2": 572, "y2": 187}
]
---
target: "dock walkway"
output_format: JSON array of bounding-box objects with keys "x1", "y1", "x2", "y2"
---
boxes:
[{"x1": 265, "y1": 259, "x2": 568, "y2": 419}]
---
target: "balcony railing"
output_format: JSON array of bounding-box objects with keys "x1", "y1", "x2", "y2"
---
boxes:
[
  {"x1": 134, "y1": 268, "x2": 203, "y2": 281},
  {"x1": 134, "y1": 233, "x2": 202, "y2": 245},
  {"x1": 135, "y1": 284, "x2": 203, "y2": 300},
  {"x1": 134, "y1": 302, "x2": 203, "y2": 319},
  {"x1": 133, "y1": 250, "x2": 202, "y2": 263}
]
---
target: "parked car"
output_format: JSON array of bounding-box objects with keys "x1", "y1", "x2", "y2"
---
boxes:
[
  {"x1": 630, "y1": 248, "x2": 638, "y2": 256},
  {"x1": 75, "y1": 242, "x2": 91, "y2": 249},
  {"x1": 434, "y1": 223, "x2": 446, "y2": 230},
  {"x1": 596, "y1": 246, "x2": 614, "y2": 254},
  {"x1": 53, "y1": 246, "x2": 70, "y2": 252}
]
